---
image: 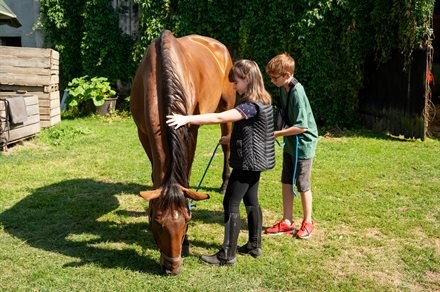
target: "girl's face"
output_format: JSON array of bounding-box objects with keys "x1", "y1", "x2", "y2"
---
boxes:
[{"x1": 233, "y1": 77, "x2": 249, "y2": 95}]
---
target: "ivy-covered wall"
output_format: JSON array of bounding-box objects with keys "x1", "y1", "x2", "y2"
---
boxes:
[
  {"x1": 39, "y1": 0, "x2": 434, "y2": 128},
  {"x1": 39, "y1": 0, "x2": 135, "y2": 90}
]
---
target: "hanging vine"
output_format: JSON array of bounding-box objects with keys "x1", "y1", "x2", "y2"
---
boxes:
[{"x1": 39, "y1": 0, "x2": 435, "y2": 128}]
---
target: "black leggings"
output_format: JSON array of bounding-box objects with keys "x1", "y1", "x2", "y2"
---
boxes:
[{"x1": 223, "y1": 169, "x2": 261, "y2": 221}]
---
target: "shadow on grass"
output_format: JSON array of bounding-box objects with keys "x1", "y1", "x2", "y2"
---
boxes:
[
  {"x1": 0, "y1": 179, "x2": 229, "y2": 274},
  {"x1": 0, "y1": 179, "x2": 163, "y2": 274}
]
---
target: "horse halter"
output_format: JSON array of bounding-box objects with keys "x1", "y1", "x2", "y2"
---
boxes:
[{"x1": 148, "y1": 203, "x2": 189, "y2": 270}]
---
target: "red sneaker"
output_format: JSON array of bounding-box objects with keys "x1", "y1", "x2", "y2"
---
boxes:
[
  {"x1": 264, "y1": 220, "x2": 296, "y2": 235},
  {"x1": 296, "y1": 220, "x2": 314, "y2": 239}
]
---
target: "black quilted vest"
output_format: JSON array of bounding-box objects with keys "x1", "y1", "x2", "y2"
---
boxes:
[{"x1": 229, "y1": 102, "x2": 276, "y2": 171}]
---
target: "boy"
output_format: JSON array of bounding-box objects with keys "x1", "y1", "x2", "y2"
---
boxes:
[{"x1": 265, "y1": 53, "x2": 318, "y2": 239}]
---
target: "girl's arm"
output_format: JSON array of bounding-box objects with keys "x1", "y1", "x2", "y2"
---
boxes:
[{"x1": 166, "y1": 108, "x2": 243, "y2": 129}]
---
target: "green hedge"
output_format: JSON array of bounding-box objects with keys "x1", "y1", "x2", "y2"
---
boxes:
[{"x1": 39, "y1": 0, "x2": 434, "y2": 128}]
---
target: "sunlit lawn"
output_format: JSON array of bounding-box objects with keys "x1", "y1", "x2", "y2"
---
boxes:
[{"x1": 0, "y1": 115, "x2": 439, "y2": 291}]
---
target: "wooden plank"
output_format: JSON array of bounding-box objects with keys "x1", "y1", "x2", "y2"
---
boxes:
[
  {"x1": 25, "y1": 95, "x2": 39, "y2": 105},
  {"x1": 0, "y1": 84, "x2": 59, "y2": 93},
  {"x1": 0, "y1": 46, "x2": 58, "y2": 64},
  {"x1": 0, "y1": 73, "x2": 59, "y2": 87},
  {"x1": 0, "y1": 92, "x2": 61, "y2": 127},
  {"x1": 0, "y1": 56, "x2": 54, "y2": 69},
  {"x1": 26, "y1": 104, "x2": 40, "y2": 116},
  {"x1": 0, "y1": 95, "x2": 39, "y2": 111},
  {"x1": 39, "y1": 98, "x2": 60, "y2": 109},
  {"x1": 39, "y1": 106, "x2": 60, "y2": 116},
  {"x1": 0, "y1": 55, "x2": 58, "y2": 68},
  {"x1": 50, "y1": 49, "x2": 60, "y2": 60},
  {"x1": 4, "y1": 122, "x2": 40, "y2": 142},
  {"x1": 0, "y1": 46, "x2": 60, "y2": 88},
  {"x1": 0, "y1": 65, "x2": 58, "y2": 76},
  {"x1": 0, "y1": 58, "x2": 59, "y2": 70},
  {"x1": 0, "y1": 111, "x2": 39, "y2": 124},
  {"x1": 0, "y1": 115, "x2": 40, "y2": 129},
  {"x1": 40, "y1": 114, "x2": 61, "y2": 128},
  {"x1": 0, "y1": 93, "x2": 41, "y2": 146},
  {"x1": 0, "y1": 46, "x2": 52, "y2": 58},
  {"x1": 23, "y1": 91, "x2": 60, "y2": 107},
  {"x1": 34, "y1": 91, "x2": 60, "y2": 101}
]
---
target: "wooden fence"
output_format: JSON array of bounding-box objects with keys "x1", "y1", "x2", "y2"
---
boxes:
[{"x1": 358, "y1": 48, "x2": 429, "y2": 140}]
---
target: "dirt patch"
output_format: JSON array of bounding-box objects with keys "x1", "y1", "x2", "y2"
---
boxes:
[{"x1": 0, "y1": 138, "x2": 46, "y2": 154}]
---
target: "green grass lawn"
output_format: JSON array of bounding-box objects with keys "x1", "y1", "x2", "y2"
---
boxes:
[{"x1": 0, "y1": 115, "x2": 439, "y2": 291}]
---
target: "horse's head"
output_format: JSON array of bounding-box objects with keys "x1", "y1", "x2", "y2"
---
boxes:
[{"x1": 140, "y1": 185, "x2": 209, "y2": 276}]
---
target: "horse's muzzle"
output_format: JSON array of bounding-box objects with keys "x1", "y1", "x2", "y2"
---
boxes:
[{"x1": 160, "y1": 252, "x2": 183, "y2": 276}]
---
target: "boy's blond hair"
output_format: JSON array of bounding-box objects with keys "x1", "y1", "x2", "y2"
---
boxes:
[
  {"x1": 265, "y1": 53, "x2": 295, "y2": 76},
  {"x1": 229, "y1": 59, "x2": 272, "y2": 105}
]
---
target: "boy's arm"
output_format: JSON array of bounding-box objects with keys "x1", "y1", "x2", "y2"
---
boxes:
[
  {"x1": 276, "y1": 85, "x2": 308, "y2": 138},
  {"x1": 274, "y1": 126, "x2": 307, "y2": 138}
]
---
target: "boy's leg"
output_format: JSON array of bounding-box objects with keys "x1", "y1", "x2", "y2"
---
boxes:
[
  {"x1": 264, "y1": 183, "x2": 296, "y2": 235},
  {"x1": 265, "y1": 152, "x2": 297, "y2": 235},
  {"x1": 300, "y1": 190, "x2": 312, "y2": 223},
  {"x1": 295, "y1": 159, "x2": 314, "y2": 239},
  {"x1": 296, "y1": 189, "x2": 314, "y2": 239},
  {"x1": 282, "y1": 183, "x2": 294, "y2": 224}
]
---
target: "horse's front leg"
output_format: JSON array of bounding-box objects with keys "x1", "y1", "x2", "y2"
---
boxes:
[{"x1": 181, "y1": 227, "x2": 190, "y2": 257}]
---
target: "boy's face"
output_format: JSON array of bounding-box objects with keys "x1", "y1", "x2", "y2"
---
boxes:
[{"x1": 269, "y1": 72, "x2": 291, "y2": 88}]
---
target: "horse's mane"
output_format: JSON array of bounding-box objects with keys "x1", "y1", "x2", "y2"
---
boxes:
[{"x1": 158, "y1": 30, "x2": 196, "y2": 213}]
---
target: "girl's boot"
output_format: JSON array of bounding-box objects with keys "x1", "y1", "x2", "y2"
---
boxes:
[
  {"x1": 201, "y1": 212, "x2": 241, "y2": 265},
  {"x1": 237, "y1": 205, "x2": 262, "y2": 258}
]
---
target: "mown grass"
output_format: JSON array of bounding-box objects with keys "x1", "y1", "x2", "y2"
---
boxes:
[{"x1": 0, "y1": 115, "x2": 439, "y2": 291}]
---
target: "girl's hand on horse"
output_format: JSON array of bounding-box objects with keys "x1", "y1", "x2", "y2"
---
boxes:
[
  {"x1": 219, "y1": 135, "x2": 230, "y2": 145},
  {"x1": 166, "y1": 114, "x2": 188, "y2": 129}
]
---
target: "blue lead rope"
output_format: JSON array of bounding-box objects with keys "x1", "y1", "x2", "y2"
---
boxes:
[
  {"x1": 189, "y1": 143, "x2": 220, "y2": 210},
  {"x1": 196, "y1": 143, "x2": 220, "y2": 192},
  {"x1": 292, "y1": 135, "x2": 299, "y2": 197},
  {"x1": 276, "y1": 135, "x2": 299, "y2": 197}
]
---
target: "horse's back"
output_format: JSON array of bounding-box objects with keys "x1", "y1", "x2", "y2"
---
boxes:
[
  {"x1": 175, "y1": 34, "x2": 235, "y2": 114},
  {"x1": 179, "y1": 35, "x2": 232, "y2": 74}
]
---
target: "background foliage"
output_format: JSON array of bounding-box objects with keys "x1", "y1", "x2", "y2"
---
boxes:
[
  {"x1": 39, "y1": 0, "x2": 135, "y2": 90},
  {"x1": 39, "y1": 0, "x2": 435, "y2": 128}
]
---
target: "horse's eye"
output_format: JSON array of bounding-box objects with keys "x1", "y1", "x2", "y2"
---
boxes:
[{"x1": 154, "y1": 216, "x2": 163, "y2": 225}]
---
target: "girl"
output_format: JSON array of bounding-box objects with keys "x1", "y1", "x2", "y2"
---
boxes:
[{"x1": 167, "y1": 59, "x2": 275, "y2": 265}]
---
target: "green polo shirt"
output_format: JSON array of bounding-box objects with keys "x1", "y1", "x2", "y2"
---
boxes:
[{"x1": 278, "y1": 82, "x2": 318, "y2": 159}]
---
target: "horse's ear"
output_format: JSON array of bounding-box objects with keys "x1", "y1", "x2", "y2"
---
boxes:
[
  {"x1": 139, "y1": 189, "x2": 162, "y2": 201},
  {"x1": 180, "y1": 186, "x2": 210, "y2": 201}
]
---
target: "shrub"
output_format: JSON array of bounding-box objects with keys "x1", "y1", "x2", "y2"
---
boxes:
[{"x1": 65, "y1": 76, "x2": 116, "y2": 116}]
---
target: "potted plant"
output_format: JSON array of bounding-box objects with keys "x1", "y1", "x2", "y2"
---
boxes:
[{"x1": 65, "y1": 76, "x2": 117, "y2": 116}]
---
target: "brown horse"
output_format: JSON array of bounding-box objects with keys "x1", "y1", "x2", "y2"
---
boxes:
[{"x1": 130, "y1": 30, "x2": 236, "y2": 275}]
